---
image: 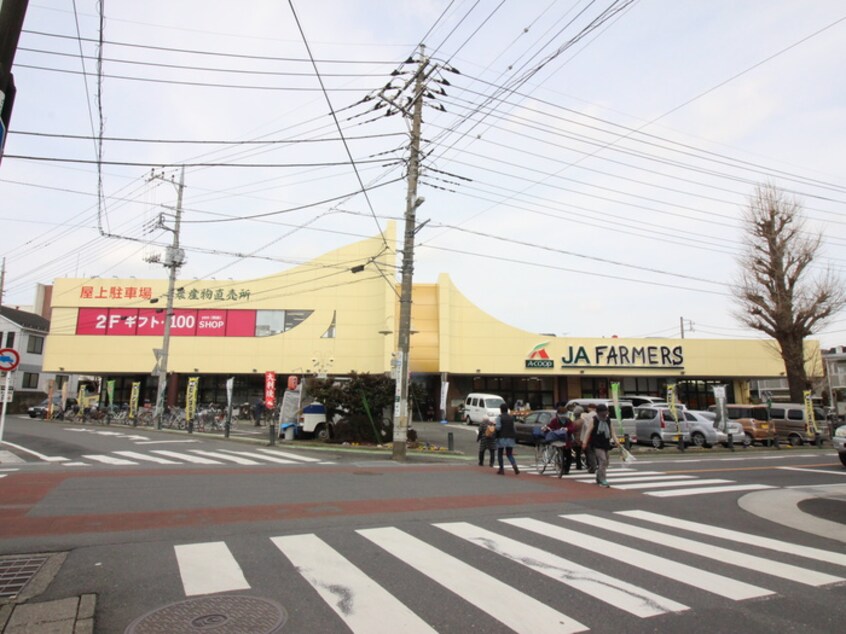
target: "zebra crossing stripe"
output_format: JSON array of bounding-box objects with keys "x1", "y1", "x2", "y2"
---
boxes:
[
  {"x1": 553, "y1": 468, "x2": 638, "y2": 479},
  {"x1": 174, "y1": 542, "x2": 250, "y2": 596},
  {"x1": 151, "y1": 450, "x2": 222, "y2": 464},
  {"x1": 503, "y1": 517, "x2": 771, "y2": 600},
  {"x1": 434, "y1": 522, "x2": 686, "y2": 618},
  {"x1": 617, "y1": 510, "x2": 846, "y2": 568},
  {"x1": 81, "y1": 454, "x2": 137, "y2": 465},
  {"x1": 646, "y1": 484, "x2": 774, "y2": 497},
  {"x1": 565, "y1": 514, "x2": 843, "y2": 587},
  {"x1": 188, "y1": 450, "x2": 260, "y2": 465},
  {"x1": 612, "y1": 478, "x2": 734, "y2": 490},
  {"x1": 359, "y1": 526, "x2": 587, "y2": 633},
  {"x1": 271, "y1": 534, "x2": 437, "y2": 634},
  {"x1": 113, "y1": 451, "x2": 180, "y2": 465},
  {"x1": 217, "y1": 450, "x2": 297, "y2": 464},
  {"x1": 255, "y1": 448, "x2": 322, "y2": 463},
  {"x1": 588, "y1": 475, "x2": 696, "y2": 484}
]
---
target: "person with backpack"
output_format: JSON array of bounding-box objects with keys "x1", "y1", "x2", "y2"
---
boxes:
[
  {"x1": 582, "y1": 403, "x2": 615, "y2": 487},
  {"x1": 495, "y1": 403, "x2": 520, "y2": 475},
  {"x1": 477, "y1": 415, "x2": 497, "y2": 467}
]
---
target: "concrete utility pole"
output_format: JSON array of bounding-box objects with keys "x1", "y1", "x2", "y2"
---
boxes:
[
  {"x1": 0, "y1": 0, "x2": 29, "y2": 164},
  {"x1": 392, "y1": 48, "x2": 427, "y2": 461},
  {"x1": 151, "y1": 166, "x2": 185, "y2": 429}
]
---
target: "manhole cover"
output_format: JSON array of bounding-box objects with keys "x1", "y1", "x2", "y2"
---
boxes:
[
  {"x1": 125, "y1": 596, "x2": 287, "y2": 633},
  {"x1": 0, "y1": 555, "x2": 50, "y2": 599}
]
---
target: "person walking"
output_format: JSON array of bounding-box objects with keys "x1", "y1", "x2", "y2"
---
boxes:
[
  {"x1": 495, "y1": 403, "x2": 520, "y2": 475},
  {"x1": 580, "y1": 404, "x2": 597, "y2": 473},
  {"x1": 477, "y1": 416, "x2": 497, "y2": 467},
  {"x1": 545, "y1": 403, "x2": 576, "y2": 475},
  {"x1": 571, "y1": 405, "x2": 585, "y2": 470},
  {"x1": 253, "y1": 397, "x2": 265, "y2": 427},
  {"x1": 582, "y1": 403, "x2": 614, "y2": 487}
]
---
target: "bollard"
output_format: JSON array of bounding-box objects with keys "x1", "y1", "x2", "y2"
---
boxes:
[
  {"x1": 447, "y1": 431, "x2": 454, "y2": 451},
  {"x1": 269, "y1": 422, "x2": 277, "y2": 446},
  {"x1": 188, "y1": 419, "x2": 193, "y2": 434},
  {"x1": 773, "y1": 436, "x2": 780, "y2": 450},
  {"x1": 727, "y1": 433, "x2": 734, "y2": 452},
  {"x1": 815, "y1": 431, "x2": 822, "y2": 448},
  {"x1": 624, "y1": 434, "x2": 632, "y2": 451}
]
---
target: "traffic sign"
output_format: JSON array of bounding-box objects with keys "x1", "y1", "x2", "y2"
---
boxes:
[{"x1": 0, "y1": 348, "x2": 20, "y2": 372}]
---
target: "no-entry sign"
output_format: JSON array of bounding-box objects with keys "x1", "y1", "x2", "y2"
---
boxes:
[{"x1": 0, "y1": 348, "x2": 20, "y2": 372}]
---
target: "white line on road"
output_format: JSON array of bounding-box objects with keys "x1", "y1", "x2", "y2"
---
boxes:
[
  {"x1": 565, "y1": 514, "x2": 842, "y2": 586},
  {"x1": 612, "y1": 478, "x2": 734, "y2": 490},
  {"x1": 272, "y1": 534, "x2": 437, "y2": 634},
  {"x1": 360, "y1": 526, "x2": 587, "y2": 633},
  {"x1": 217, "y1": 450, "x2": 296, "y2": 464},
  {"x1": 189, "y1": 450, "x2": 260, "y2": 465},
  {"x1": 255, "y1": 448, "x2": 322, "y2": 463},
  {"x1": 151, "y1": 450, "x2": 222, "y2": 464},
  {"x1": 134, "y1": 440, "x2": 200, "y2": 445},
  {"x1": 0, "y1": 440, "x2": 68, "y2": 462},
  {"x1": 504, "y1": 517, "x2": 771, "y2": 600},
  {"x1": 174, "y1": 542, "x2": 250, "y2": 596},
  {"x1": 435, "y1": 521, "x2": 686, "y2": 618},
  {"x1": 617, "y1": 510, "x2": 846, "y2": 567},
  {"x1": 646, "y1": 484, "x2": 775, "y2": 497},
  {"x1": 81, "y1": 454, "x2": 138, "y2": 465},
  {"x1": 113, "y1": 451, "x2": 180, "y2": 465},
  {"x1": 778, "y1": 466, "x2": 846, "y2": 476}
]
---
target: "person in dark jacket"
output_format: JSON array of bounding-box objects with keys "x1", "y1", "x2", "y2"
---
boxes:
[
  {"x1": 545, "y1": 404, "x2": 576, "y2": 475},
  {"x1": 495, "y1": 403, "x2": 520, "y2": 475},
  {"x1": 477, "y1": 416, "x2": 497, "y2": 467},
  {"x1": 253, "y1": 398, "x2": 265, "y2": 426},
  {"x1": 582, "y1": 403, "x2": 614, "y2": 487}
]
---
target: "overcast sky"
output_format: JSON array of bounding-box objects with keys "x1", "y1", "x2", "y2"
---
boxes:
[{"x1": 3, "y1": 1, "x2": 846, "y2": 349}]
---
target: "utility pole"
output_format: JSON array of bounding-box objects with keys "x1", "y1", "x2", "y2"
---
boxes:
[
  {"x1": 679, "y1": 317, "x2": 693, "y2": 339},
  {"x1": 0, "y1": 257, "x2": 5, "y2": 305},
  {"x1": 150, "y1": 166, "x2": 185, "y2": 429},
  {"x1": 0, "y1": 0, "x2": 29, "y2": 164},
  {"x1": 391, "y1": 48, "x2": 427, "y2": 461}
]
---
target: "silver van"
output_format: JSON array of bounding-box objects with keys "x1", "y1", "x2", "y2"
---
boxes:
[
  {"x1": 768, "y1": 403, "x2": 829, "y2": 446},
  {"x1": 565, "y1": 398, "x2": 636, "y2": 443}
]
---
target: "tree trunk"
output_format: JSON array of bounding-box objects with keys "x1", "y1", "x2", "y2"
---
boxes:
[{"x1": 780, "y1": 336, "x2": 808, "y2": 402}]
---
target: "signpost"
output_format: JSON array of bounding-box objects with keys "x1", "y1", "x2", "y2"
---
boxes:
[{"x1": 0, "y1": 347, "x2": 21, "y2": 442}]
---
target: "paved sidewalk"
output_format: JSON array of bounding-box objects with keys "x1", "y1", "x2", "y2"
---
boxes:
[{"x1": 0, "y1": 594, "x2": 95, "y2": 633}]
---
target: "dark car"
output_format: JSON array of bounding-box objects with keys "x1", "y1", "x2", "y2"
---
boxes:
[
  {"x1": 28, "y1": 397, "x2": 77, "y2": 418},
  {"x1": 514, "y1": 409, "x2": 557, "y2": 444}
]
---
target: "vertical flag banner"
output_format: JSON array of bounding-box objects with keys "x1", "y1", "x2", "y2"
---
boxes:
[
  {"x1": 803, "y1": 390, "x2": 819, "y2": 435},
  {"x1": 106, "y1": 380, "x2": 115, "y2": 407},
  {"x1": 666, "y1": 383, "x2": 680, "y2": 431},
  {"x1": 61, "y1": 382, "x2": 69, "y2": 411},
  {"x1": 129, "y1": 382, "x2": 141, "y2": 419},
  {"x1": 77, "y1": 383, "x2": 86, "y2": 408},
  {"x1": 264, "y1": 371, "x2": 277, "y2": 411},
  {"x1": 610, "y1": 382, "x2": 622, "y2": 435},
  {"x1": 186, "y1": 377, "x2": 199, "y2": 421},
  {"x1": 225, "y1": 377, "x2": 234, "y2": 411},
  {"x1": 47, "y1": 379, "x2": 55, "y2": 418},
  {"x1": 712, "y1": 385, "x2": 727, "y2": 432}
]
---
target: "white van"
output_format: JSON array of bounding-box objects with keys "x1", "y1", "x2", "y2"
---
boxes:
[{"x1": 463, "y1": 393, "x2": 506, "y2": 425}]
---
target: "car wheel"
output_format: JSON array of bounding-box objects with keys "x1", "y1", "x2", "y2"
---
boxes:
[
  {"x1": 314, "y1": 423, "x2": 331, "y2": 442},
  {"x1": 839, "y1": 453, "x2": 846, "y2": 467},
  {"x1": 788, "y1": 434, "x2": 802, "y2": 447},
  {"x1": 651, "y1": 434, "x2": 664, "y2": 449},
  {"x1": 691, "y1": 432, "x2": 707, "y2": 448},
  {"x1": 743, "y1": 433, "x2": 753, "y2": 447}
]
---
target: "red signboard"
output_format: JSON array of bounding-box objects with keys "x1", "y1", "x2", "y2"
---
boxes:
[
  {"x1": 75, "y1": 308, "x2": 257, "y2": 337},
  {"x1": 264, "y1": 371, "x2": 276, "y2": 410}
]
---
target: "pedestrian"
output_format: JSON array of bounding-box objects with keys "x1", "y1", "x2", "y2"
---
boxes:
[
  {"x1": 477, "y1": 416, "x2": 497, "y2": 467},
  {"x1": 582, "y1": 403, "x2": 615, "y2": 487},
  {"x1": 580, "y1": 404, "x2": 597, "y2": 473},
  {"x1": 571, "y1": 405, "x2": 585, "y2": 470},
  {"x1": 253, "y1": 397, "x2": 265, "y2": 426},
  {"x1": 495, "y1": 403, "x2": 520, "y2": 475},
  {"x1": 545, "y1": 403, "x2": 576, "y2": 475}
]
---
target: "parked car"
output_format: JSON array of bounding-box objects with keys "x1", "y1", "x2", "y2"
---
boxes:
[
  {"x1": 833, "y1": 424, "x2": 846, "y2": 467},
  {"x1": 564, "y1": 398, "x2": 637, "y2": 443},
  {"x1": 684, "y1": 410, "x2": 721, "y2": 448},
  {"x1": 696, "y1": 410, "x2": 746, "y2": 447},
  {"x1": 514, "y1": 409, "x2": 556, "y2": 444},
  {"x1": 628, "y1": 405, "x2": 691, "y2": 448},
  {"x1": 463, "y1": 393, "x2": 506, "y2": 425},
  {"x1": 28, "y1": 397, "x2": 77, "y2": 419},
  {"x1": 708, "y1": 404, "x2": 776, "y2": 446},
  {"x1": 768, "y1": 403, "x2": 830, "y2": 446},
  {"x1": 625, "y1": 395, "x2": 669, "y2": 408}
]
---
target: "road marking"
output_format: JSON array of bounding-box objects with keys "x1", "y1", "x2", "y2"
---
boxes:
[
  {"x1": 565, "y1": 514, "x2": 843, "y2": 586},
  {"x1": 646, "y1": 484, "x2": 775, "y2": 497},
  {"x1": 271, "y1": 534, "x2": 437, "y2": 634},
  {"x1": 544, "y1": 468, "x2": 637, "y2": 478},
  {"x1": 581, "y1": 475, "x2": 696, "y2": 484},
  {"x1": 64, "y1": 462, "x2": 89, "y2": 466},
  {"x1": 255, "y1": 448, "x2": 322, "y2": 463},
  {"x1": 174, "y1": 542, "x2": 250, "y2": 596},
  {"x1": 435, "y1": 522, "x2": 686, "y2": 618},
  {"x1": 113, "y1": 451, "x2": 180, "y2": 465},
  {"x1": 81, "y1": 454, "x2": 138, "y2": 465},
  {"x1": 778, "y1": 466, "x2": 846, "y2": 476},
  {"x1": 134, "y1": 440, "x2": 200, "y2": 445},
  {"x1": 504, "y1": 517, "x2": 771, "y2": 600},
  {"x1": 151, "y1": 450, "x2": 222, "y2": 464},
  {"x1": 189, "y1": 450, "x2": 260, "y2": 465},
  {"x1": 612, "y1": 478, "x2": 734, "y2": 490},
  {"x1": 0, "y1": 440, "x2": 69, "y2": 462},
  {"x1": 360, "y1": 526, "x2": 587, "y2": 633},
  {"x1": 0, "y1": 450, "x2": 25, "y2": 464},
  {"x1": 217, "y1": 450, "x2": 296, "y2": 464},
  {"x1": 617, "y1": 510, "x2": 846, "y2": 567}
]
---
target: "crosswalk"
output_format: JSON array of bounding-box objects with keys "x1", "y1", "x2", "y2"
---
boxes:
[
  {"x1": 532, "y1": 466, "x2": 775, "y2": 497},
  {"x1": 62, "y1": 447, "x2": 333, "y2": 467},
  {"x1": 170, "y1": 510, "x2": 846, "y2": 633}
]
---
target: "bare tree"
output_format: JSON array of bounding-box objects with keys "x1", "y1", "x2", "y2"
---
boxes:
[{"x1": 733, "y1": 184, "x2": 845, "y2": 402}]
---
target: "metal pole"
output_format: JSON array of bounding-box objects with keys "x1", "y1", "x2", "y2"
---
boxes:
[
  {"x1": 0, "y1": 371, "x2": 11, "y2": 442},
  {"x1": 392, "y1": 48, "x2": 427, "y2": 462},
  {"x1": 154, "y1": 166, "x2": 185, "y2": 429}
]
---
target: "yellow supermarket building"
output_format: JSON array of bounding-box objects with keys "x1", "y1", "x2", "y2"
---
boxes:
[{"x1": 43, "y1": 223, "x2": 822, "y2": 417}]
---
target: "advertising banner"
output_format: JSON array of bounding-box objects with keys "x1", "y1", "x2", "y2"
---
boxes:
[
  {"x1": 186, "y1": 377, "x2": 199, "y2": 421},
  {"x1": 803, "y1": 390, "x2": 819, "y2": 435},
  {"x1": 712, "y1": 385, "x2": 728, "y2": 432},
  {"x1": 47, "y1": 379, "x2": 55, "y2": 418},
  {"x1": 106, "y1": 380, "x2": 115, "y2": 407},
  {"x1": 280, "y1": 384, "x2": 301, "y2": 424},
  {"x1": 666, "y1": 384, "x2": 680, "y2": 429},
  {"x1": 75, "y1": 307, "x2": 257, "y2": 337},
  {"x1": 226, "y1": 377, "x2": 234, "y2": 411},
  {"x1": 129, "y1": 382, "x2": 140, "y2": 419},
  {"x1": 610, "y1": 381, "x2": 622, "y2": 435},
  {"x1": 264, "y1": 372, "x2": 276, "y2": 410}
]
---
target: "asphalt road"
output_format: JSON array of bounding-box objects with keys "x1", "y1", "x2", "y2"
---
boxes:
[{"x1": 1, "y1": 416, "x2": 845, "y2": 633}]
